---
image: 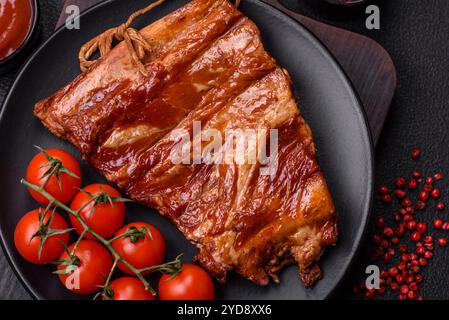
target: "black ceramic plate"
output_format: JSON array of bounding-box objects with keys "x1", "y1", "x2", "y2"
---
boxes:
[{"x1": 0, "y1": 0, "x2": 373, "y2": 300}]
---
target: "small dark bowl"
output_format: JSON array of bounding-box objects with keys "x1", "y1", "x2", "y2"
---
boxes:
[{"x1": 0, "y1": 0, "x2": 41, "y2": 76}]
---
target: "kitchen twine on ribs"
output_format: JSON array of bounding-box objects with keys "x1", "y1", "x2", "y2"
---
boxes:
[{"x1": 79, "y1": 0, "x2": 242, "y2": 74}]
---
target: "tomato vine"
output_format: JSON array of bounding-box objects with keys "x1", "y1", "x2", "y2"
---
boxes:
[{"x1": 21, "y1": 178, "x2": 182, "y2": 298}]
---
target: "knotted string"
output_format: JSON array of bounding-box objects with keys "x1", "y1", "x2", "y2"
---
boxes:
[{"x1": 79, "y1": 0, "x2": 242, "y2": 74}]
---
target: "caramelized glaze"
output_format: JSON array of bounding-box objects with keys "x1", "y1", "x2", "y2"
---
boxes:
[{"x1": 34, "y1": 0, "x2": 337, "y2": 287}]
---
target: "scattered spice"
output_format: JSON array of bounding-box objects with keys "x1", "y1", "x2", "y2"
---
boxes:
[
  {"x1": 411, "y1": 231, "x2": 421, "y2": 242},
  {"x1": 434, "y1": 173, "x2": 443, "y2": 181},
  {"x1": 396, "y1": 177, "x2": 406, "y2": 189},
  {"x1": 410, "y1": 148, "x2": 421, "y2": 160},
  {"x1": 434, "y1": 219, "x2": 443, "y2": 229},
  {"x1": 381, "y1": 194, "x2": 393, "y2": 204},
  {"x1": 395, "y1": 190, "x2": 406, "y2": 199},
  {"x1": 379, "y1": 185, "x2": 389, "y2": 194},
  {"x1": 416, "y1": 223, "x2": 427, "y2": 234},
  {"x1": 431, "y1": 188, "x2": 441, "y2": 199},
  {"x1": 438, "y1": 238, "x2": 447, "y2": 247},
  {"x1": 356, "y1": 148, "x2": 448, "y2": 300},
  {"x1": 383, "y1": 227, "x2": 394, "y2": 237},
  {"x1": 443, "y1": 222, "x2": 449, "y2": 231},
  {"x1": 412, "y1": 170, "x2": 421, "y2": 179},
  {"x1": 408, "y1": 179, "x2": 418, "y2": 190},
  {"x1": 402, "y1": 198, "x2": 413, "y2": 207},
  {"x1": 419, "y1": 191, "x2": 429, "y2": 201}
]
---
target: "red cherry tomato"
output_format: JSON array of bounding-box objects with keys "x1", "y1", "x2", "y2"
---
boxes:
[
  {"x1": 111, "y1": 222, "x2": 166, "y2": 275},
  {"x1": 70, "y1": 184, "x2": 125, "y2": 240},
  {"x1": 158, "y1": 264, "x2": 215, "y2": 300},
  {"x1": 57, "y1": 240, "x2": 112, "y2": 295},
  {"x1": 105, "y1": 277, "x2": 155, "y2": 300},
  {"x1": 14, "y1": 209, "x2": 69, "y2": 264},
  {"x1": 26, "y1": 148, "x2": 82, "y2": 206}
]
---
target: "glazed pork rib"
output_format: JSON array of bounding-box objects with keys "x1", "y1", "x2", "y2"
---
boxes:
[{"x1": 34, "y1": 0, "x2": 337, "y2": 287}]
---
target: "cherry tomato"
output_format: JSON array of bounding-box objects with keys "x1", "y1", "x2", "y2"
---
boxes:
[
  {"x1": 57, "y1": 240, "x2": 112, "y2": 295},
  {"x1": 104, "y1": 277, "x2": 155, "y2": 300},
  {"x1": 69, "y1": 184, "x2": 126, "y2": 240},
  {"x1": 158, "y1": 264, "x2": 215, "y2": 300},
  {"x1": 26, "y1": 148, "x2": 82, "y2": 206},
  {"x1": 14, "y1": 209, "x2": 69, "y2": 264},
  {"x1": 111, "y1": 222, "x2": 165, "y2": 275}
]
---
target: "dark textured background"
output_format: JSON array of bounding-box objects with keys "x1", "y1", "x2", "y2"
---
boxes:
[{"x1": 1, "y1": 0, "x2": 449, "y2": 299}]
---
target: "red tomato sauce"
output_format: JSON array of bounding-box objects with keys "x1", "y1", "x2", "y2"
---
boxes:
[{"x1": 0, "y1": 0, "x2": 33, "y2": 60}]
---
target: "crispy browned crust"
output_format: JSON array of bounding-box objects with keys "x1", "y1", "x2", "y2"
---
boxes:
[{"x1": 34, "y1": 0, "x2": 337, "y2": 287}]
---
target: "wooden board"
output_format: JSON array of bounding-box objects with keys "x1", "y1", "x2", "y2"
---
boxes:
[{"x1": 57, "y1": 0, "x2": 397, "y2": 144}]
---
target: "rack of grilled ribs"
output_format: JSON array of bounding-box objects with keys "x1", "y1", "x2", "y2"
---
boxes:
[{"x1": 34, "y1": 0, "x2": 337, "y2": 287}]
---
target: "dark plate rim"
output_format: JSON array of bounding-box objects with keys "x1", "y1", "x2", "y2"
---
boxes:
[{"x1": 0, "y1": 0, "x2": 374, "y2": 300}]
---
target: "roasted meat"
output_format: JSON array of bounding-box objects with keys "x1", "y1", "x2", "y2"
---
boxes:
[{"x1": 34, "y1": 0, "x2": 337, "y2": 287}]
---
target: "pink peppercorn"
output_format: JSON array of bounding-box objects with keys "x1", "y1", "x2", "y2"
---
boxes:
[
  {"x1": 396, "y1": 177, "x2": 406, "y2": 189},
  {"x1": 442, "y1": 222, "x2": 449, "y2": 231},
  {"x1": 431, "y1": 188, "x2": 441, "y2": 199},
  {"x1": 416, "y1": 223, "x2": 427, "y2": 234},
  {"x1": 410, "y1": 148, "x2": 421, "y2": 159},
  {"x1": 411, "y1": 231, "x2": 421, "y2": 242},
  {"x1": 419, "y1": 191, "x2": 429, "y2": 201},
  {"x1": 378, "y1": 185, "x2": 389, "y2": 194},
  {"x1": 408, "y1": 179, "x2": 418, "y2": 190},
  {"x1": 382, "y1": 194, "x2": 392, "y2": 204},
  {"x1": 400, "y1": 285, "x2": 409, "y2": 294},
  {"x1": 438, "y1": 238, "x2": 447, "y2": 247},
  {"x1": 383, "y1": 227, "x2": 394, "y2": 237},
  {"x1": 434, "y1": 219, "x2": 443, "y2": 229},
  {"x1": 395, "y1": 189, "x2": 406, "y2": 199}
]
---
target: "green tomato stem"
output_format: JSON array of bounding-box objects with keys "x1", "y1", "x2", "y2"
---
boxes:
[{"x1": 21, "y1": 179, "x2": 164, "y2": 296}]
